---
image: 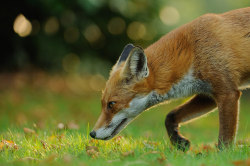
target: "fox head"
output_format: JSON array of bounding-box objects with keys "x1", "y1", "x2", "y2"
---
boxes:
[{"x1": 90, "y1": 44, "x2": 152, "y2": 140}]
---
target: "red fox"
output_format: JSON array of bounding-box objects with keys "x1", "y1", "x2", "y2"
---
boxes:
[{"x1": 90, "y1": 7, "x2": 250, "y2": 150}]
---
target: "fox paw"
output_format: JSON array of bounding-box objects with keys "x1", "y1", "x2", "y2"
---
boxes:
[{"x1": 173, "y1": 137, "x2": 191, "y2": 151}]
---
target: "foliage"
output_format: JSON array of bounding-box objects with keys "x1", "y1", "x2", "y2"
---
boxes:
[{"x1": 2, "y1": 0, "x2": 250, "y2": 72}]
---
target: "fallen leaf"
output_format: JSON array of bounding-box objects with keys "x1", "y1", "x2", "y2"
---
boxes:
[
  {"x1": 89, "y1": 139, "x2": 99, "y2": 144},
  {"x1": 113, "y1": 136, "x2": 123, "y2": 142},
  {"x1": 232, "y1": 159, "x2": 250, "y2": 166},
  {"x1": 141, "y1": 151, "x2": 160, "y2": 156},
  {"x1": 41, "y1": 140, "x2": 48, "y2": 149},
  {"x1": 86, "y1": 146, "x2": 99, "y2": 152},
  {"x1": 1, "y1": 140, "x2": 19, "y2": 150},
  {"x1": 23, "y1": 128, "x2": 37, "y2": 136},
  {"x1": 57, "y1": 133, "x2": 65, "y2": 142},
  {"x1": 201, "y1": 144, "x2": 213, "y2": 153},
  {"x1": 146, "y1": 140, "x2": 159, "y2": 146},
  {"x1": 67, "y1": 122, "x2": 79, "y2": 130},
  {"x1": 0, "y1": 142, "x2": 4, "y2": 150},
  {"x1": 232, "y1": 160, "x2": 245, "y2": 166},
  {"x1": 121, "y1": 150, "x2": 134, "y2": 157},
  {"x1": 19, "y1": 157, "x2": 39, "y2": 162},
  {"x1": 86, "y1": 149, "x2": 99, "y2": 158},
  {"x1": 51, "y1": 144, "x2": 58, "y2": 149},
  {"x1": 23, "y1": 127, "x2": 36, "y2": 134},
  {"x1": 86, "y1": 146, "x2": 99, "y2": 158}
]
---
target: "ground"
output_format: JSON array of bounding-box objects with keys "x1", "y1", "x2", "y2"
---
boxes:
[{"x1": 0, "y1": 72, "x2": 249, "y2": 166}]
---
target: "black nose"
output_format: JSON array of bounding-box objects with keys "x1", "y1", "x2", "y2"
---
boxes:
[{"x1": 90, "y1": 130, "x2": 96, "y2": 138}]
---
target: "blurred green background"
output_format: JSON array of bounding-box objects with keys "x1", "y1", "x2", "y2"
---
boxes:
[
  {"x1": 1, "y1": 0, "x2": 250, "y2": 73},
  {"x1": 0, "y1": 0, "x2": 249, "y2": 143}
]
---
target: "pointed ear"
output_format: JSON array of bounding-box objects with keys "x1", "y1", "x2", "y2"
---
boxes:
[
  {"x1": 122, "y1": 46, "x2": 149, "y2": 81},
  {"x1": 117, "y1": 44, "x2": 135, "y2": 65}
]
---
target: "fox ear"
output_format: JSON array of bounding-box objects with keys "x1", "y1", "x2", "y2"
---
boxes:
[
  {"x1": 117, "y1": 44, "x2": 135, "y2": 65},
  {"x1": 122, "y1": 46, "x2": 149, "y2": 81}
]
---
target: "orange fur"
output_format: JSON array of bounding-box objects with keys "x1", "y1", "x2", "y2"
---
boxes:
[{"x1": 92, "y1": 7, "x2": 250, "y2": 150}]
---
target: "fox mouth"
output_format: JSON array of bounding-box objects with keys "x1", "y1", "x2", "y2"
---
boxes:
[{"x1": 103, "y1": 118, "x2": 128, "y2": 140}]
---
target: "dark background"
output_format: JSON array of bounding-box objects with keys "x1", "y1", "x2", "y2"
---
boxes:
[{"x1": 1, "y1": 0, "x2": 249, "y2": 75}]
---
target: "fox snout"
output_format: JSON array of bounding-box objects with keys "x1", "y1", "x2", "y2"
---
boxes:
[
  {"x1": 90, "y1": 93, "x2": 153, "y2": 140},
  {"x1": 89, "y1": 130, "x2": 96, "y2": 138},
  {"x1": 90, "y1": 114, "x2": 130, "y2": 140}
]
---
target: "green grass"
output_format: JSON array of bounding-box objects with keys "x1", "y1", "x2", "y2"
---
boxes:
[{"x1": 0, "y1": 74, "x2": 249, "y2": 166}]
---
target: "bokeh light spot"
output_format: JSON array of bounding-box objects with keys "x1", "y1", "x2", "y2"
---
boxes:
[
  {"x1": 13, "y1": 14, "x2": 32, "y2": 37},
  {"x1": 127, "y1": 22, "x2": 146, "y2": 40},
  {"x1": 159, "y1": 6, "x2": 180, "y2": 26},
  {"x1": 64, "y1": 27, "x2": 79, "y2": 43},
  {"x1": 107, "y1": 17, "x2": 126, "y2": 35},
  {"x1": 44, "y1": 17, "x2": 59, "y2": 35},
  {"x1": 142, "y1": 25, "x2": 156, "y2": 41},
  {"x1": 109, "y1": 0, "x2": 127, "y2": 16},
  {"x1": 83, "y1": 24, "x2": 102, "y2": 43},
  {"x1": 62, "y1": 53, "x2": 80, "y2": 73}
]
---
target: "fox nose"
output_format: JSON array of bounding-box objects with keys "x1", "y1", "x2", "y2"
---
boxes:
[{"x1": 90, "y1": 130, "x2": 96, "y2": 138}]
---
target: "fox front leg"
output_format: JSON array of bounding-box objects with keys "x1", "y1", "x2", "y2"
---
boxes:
[
  {"x1": 215, "y1": 90, "x2": 241, "y2": 149},
  {"x1": 165, "y1": 94, "x2": 216, "y2": 151}
]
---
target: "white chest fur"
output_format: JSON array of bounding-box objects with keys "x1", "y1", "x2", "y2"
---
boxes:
[
  {"x1": 164, "y1": 68, "x2": 211, "y2": 99},
  {"x1": 140, "y1": 68, "x2": 212, "y2": 109}
]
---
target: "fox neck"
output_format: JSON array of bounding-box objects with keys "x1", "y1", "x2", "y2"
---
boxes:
[
  {"x1": 135, "y1": 66, "x2": 212, "y2": 110},
  {"x1": 134, "y1": 31, "x2": 212, "y2": 107},
  {"x1": 142, "y1": 29, "x2": 194, "y2": 94},
  {"x1": 144, "y1": 67, "x2": 212, "y2": 108}
]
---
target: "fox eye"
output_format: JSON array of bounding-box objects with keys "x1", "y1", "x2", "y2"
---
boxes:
[{"x1": 107, "y1": 101, "x2": 116, "y2": 110}]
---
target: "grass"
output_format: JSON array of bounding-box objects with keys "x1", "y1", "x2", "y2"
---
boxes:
[{"x1": 0, "y1": 73, "x2": 249, "y2": 166}]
